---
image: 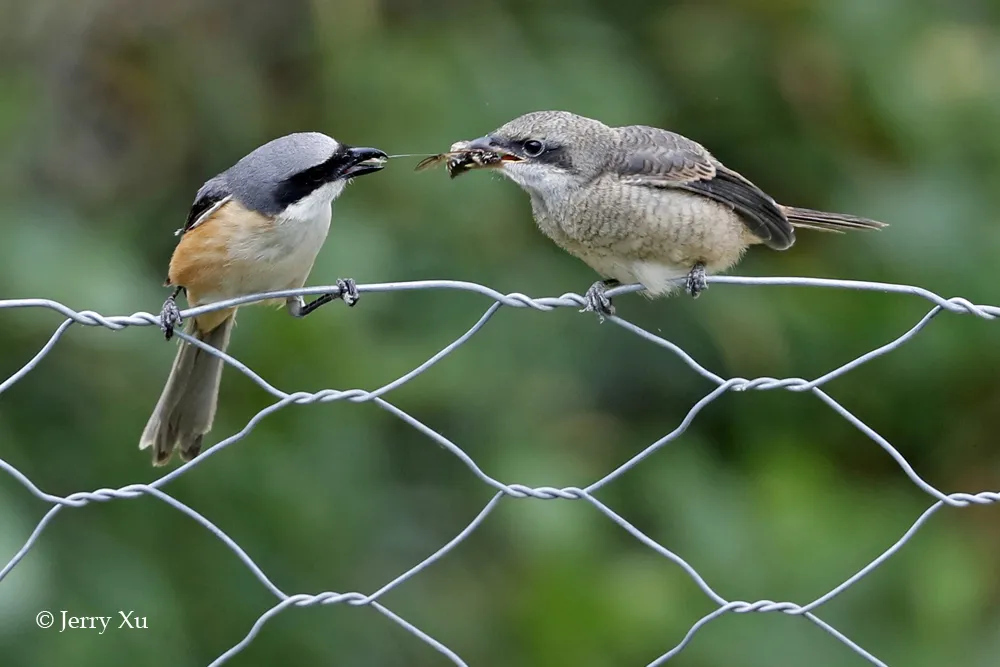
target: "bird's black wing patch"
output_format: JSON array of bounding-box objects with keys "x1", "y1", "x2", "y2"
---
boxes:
[
  {"x1": 614, "y1": 126, "x2": 794, "y2": 250},
  {"x1": 176, "y1": 178, "x2": 231, "y2": 236},
  {"x1": 677, "y1": 167, "x2": 794, "y2": 250}
]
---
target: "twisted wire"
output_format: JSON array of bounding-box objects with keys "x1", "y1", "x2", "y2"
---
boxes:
[{"x1": 0, "y1": 276, "x2": 996, "y2": 666}]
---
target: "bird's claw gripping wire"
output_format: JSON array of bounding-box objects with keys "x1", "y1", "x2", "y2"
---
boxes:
[
  {"x1": 685, "y1": 262, "x2": 708, "y2": 298},
  {"x1": 581, "y1": 279, "x2": 619, "y2": 321},
  {"x1": 289, "y1": 278, "x2": 361, "y2": 318},
  {"x1": 160, "y1": 289, "x2": 183, "y2": 340}
]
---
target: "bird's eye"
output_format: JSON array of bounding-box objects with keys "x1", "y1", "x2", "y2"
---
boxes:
[{"x1": 522, "y1": 140, "x2": 545, "y2": 157}]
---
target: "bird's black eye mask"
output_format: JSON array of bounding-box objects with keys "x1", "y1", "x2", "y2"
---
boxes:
[
  {"x1": 503, "y1": 136, "x2": 574, "y2": 172},
  {"x1": 272, "y1": 146, "x2": 351, "y2": 209},
  {"x1": 273, "y1": 145, "x2": 385, "y2": 210}
]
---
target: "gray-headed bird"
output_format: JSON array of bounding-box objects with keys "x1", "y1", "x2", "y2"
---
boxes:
[
  {"x1": 430, "y1": 110, "x2": 886, "y2": 316},
  {"x1": 141, "y1": 132, "x2": 387, "y2": 466}
]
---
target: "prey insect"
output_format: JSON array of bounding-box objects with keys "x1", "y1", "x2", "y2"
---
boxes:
[{"x1": 414, "y1": 148, "x2": 505, "y2": 178}]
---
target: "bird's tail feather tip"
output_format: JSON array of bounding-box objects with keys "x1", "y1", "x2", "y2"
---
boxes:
[
  {"x1": 179, "y1": 435, "x2": 203, "y2": 463},
  {"x1": 138, "y1": 431, "x2": 173, "y2": 466},
  {"x1": 783, "y1": 206, "x2": 888, "y2": 232},
  {"x1": 142, "y1": 411, "x2": 211, "y2": 467},
  {"x1": 138, "y1": 314, "x2": 233, "y2": 467}
]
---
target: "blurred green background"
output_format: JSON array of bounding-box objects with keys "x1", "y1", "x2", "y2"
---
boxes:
[{"x1": 1, "y1": 0, "x2": 999, "y2": 665}]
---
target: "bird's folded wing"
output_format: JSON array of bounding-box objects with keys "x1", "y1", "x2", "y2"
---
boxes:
[
  {"x1": 176, "y1": 177, "x2": 232, "y2": 237},
  {"x1": 613, "y1": 126, "x2": 795, "y2": 250}
]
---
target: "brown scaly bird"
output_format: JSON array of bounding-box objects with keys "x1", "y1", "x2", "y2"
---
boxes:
[{"x1": 433, "y1": 110, "x2": 887, "y2": 316}]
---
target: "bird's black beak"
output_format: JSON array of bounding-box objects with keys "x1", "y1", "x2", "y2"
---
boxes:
[{"x1": 340, "y1": 146, "x2": 388, "y2": 179}]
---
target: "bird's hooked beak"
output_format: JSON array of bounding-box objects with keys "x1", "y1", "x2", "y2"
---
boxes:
[
  {"x1": 340, "y1": 146, "x2": 389, "y2": 179},
  {"x1": 454, "y1": 136, "x2": 524, "y2": 163}
]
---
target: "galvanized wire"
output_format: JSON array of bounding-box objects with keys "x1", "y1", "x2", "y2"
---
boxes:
[{"x1": 1, "y1": 275, "x2": 997, "y2": 666}]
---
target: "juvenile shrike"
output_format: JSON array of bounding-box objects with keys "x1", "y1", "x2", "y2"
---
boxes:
[{"x1": 440, "y1": 110, "x2": 887, "y2": 316}]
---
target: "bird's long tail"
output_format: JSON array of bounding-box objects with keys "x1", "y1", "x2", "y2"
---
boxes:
[
  {"x1": 781, "y1": 206, "x2": 888, "y2": 233},
  {"x1": 139, "y1": 311, "x2": 235, "y2": 466}
]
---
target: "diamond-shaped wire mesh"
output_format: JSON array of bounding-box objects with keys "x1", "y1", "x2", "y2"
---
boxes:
[{"x1": 1, "y1": 275, "x2": 997, "y2": 666}]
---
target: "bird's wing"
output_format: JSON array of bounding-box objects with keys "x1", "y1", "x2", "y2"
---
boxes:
[
  {"x1": 613, "y1": 125, "x2": 794, "y2": 250},
  {"x1": 175, "y1": 178, "x2": 232, "y2": 237}
]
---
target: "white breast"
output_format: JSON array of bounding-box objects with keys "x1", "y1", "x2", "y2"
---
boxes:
[
  {"x1": 280, "y1": 181, "x2": 346, "y2": 228},
  {"x1": 224, "y1": 182, "x2": 343, "y2": 297},
  {"x1": 267, "y1": 181, "x2": 343, "y2": 262}
]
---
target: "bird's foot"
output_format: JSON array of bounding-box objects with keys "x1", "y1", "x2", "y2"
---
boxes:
[
  {"x1": 291, "y1": 278, "x2": 360, "y2": 318},
  {"x1": 336, "y1": 278, "x2": 360, "y2": 307},
  {"x1": 160, "y1": 292, "x2": 182, "y2": 341},
  {"x1": 581, "y1": 279, "x2": 619, "y2": 321},
  {"x1": 685, "y1": 262, "x2": 708, "y2": 299}
]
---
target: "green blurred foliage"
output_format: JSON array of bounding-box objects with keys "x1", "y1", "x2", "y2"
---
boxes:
[{"x1": 1, "y1": 0, "x2": 999, "y2": 665}]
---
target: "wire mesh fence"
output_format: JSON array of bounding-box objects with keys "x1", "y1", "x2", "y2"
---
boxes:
[{"x1": 1, "y1": 275, "x2": 997, "y2": 666}]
